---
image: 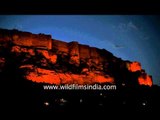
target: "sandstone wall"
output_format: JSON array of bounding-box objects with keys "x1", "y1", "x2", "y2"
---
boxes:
[
  {"x1": 68, "y1": 41, "x2": 80, "y2": 65},
  {"x1": 52, "y1": 39, "x2": 69, "y2": 54},
  {"x1": 12, "y1": 33, "x2": 52, "y2": 49},
  {"x1": 79, "y1": 44, "x2": 90, "y2": 59},
  {"x1": 0, "y1": 29, "x2": 52, "y2": 49},
  {"x1": 90, "y1": 47, "x2": 100, "y2": 58}
]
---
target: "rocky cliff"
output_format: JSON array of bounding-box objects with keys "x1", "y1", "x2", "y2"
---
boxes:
[{"x1": 0, "y1": 28, "x2": 152, "y2": 86}]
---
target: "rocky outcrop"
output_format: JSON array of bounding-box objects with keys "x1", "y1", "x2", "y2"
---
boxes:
[
  {"x1": 19, "y1": 65, "x2": 114, "y2": 85},
  {"x1": 127, "y1": 61, "x2": 141, "y2": 72},
  {"x1": 0, "y1": 28, "x2": 153, "y2": 86},
  {"x1": 126, "y1": 61, "x2": 152, "y2": 86}
]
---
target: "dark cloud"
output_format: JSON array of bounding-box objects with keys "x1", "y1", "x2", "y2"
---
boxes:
[{"x1": 112, "y1": 44, "x2": 125, "y2": 49}]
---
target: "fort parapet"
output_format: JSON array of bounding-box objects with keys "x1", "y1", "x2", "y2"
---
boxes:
[
  {"x1": 0, "y1": 28, "x2": 52, "y2": 49},
  {"x1": 0, "y1": 28, "x2": 114, "y2": 62}
]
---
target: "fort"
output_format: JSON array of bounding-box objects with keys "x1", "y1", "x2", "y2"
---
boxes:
[
  {"x1": 0, "y1": 29, "x2": 158, "y2": 113},
  {"x1": 0, "y1": 28, "x2": 153, "y2": 86},
  {"x1": 0, "y1": 28, "x2": 113, "y2": 63},
  {"x1": 0, "y1": 28, "x2": 52, "y2": 49}
]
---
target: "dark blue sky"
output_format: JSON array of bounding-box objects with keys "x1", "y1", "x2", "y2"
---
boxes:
[{"x1": 0, "y1": 15, "x2": 160, "y2": 85}]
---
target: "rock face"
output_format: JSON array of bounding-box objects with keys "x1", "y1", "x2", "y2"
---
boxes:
[{"x1": 0, "y1": 28, "x2": 152, "y2": 86}]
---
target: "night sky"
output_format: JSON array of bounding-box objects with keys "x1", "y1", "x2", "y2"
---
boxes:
[{"x1": 0, "y1": 15, "x2": 160, "y2": 85}]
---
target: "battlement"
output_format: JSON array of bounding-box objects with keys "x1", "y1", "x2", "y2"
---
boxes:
[{"x1": 0, "y1": 28, "x2": 52, "y2": 49}]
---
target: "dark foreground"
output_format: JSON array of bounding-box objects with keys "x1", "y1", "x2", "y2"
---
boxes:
[{"x1": 1, "y1": 76, "x2": 160, "y2": 114}]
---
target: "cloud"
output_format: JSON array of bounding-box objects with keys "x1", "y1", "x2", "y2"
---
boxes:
[
  {"x1": 117, "y1": 23, "x2": 127, "y2": 31},
  {"x1": 112, "y1": 43, "x2": 125, "y2": 49},
  {"x1": 13, "y1": 24, "x2": 23, "y2": 30},
  {"x1": 128, "y1": 22, "x2": 138, "y2": 30},
  {"x1": 116, "y1": 21, "x2": 139, "y2": 32}
]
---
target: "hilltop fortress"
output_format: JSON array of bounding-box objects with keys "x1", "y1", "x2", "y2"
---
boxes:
[{"x1": 0, "y1": 28, "x2": 152, "y2": 86}]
